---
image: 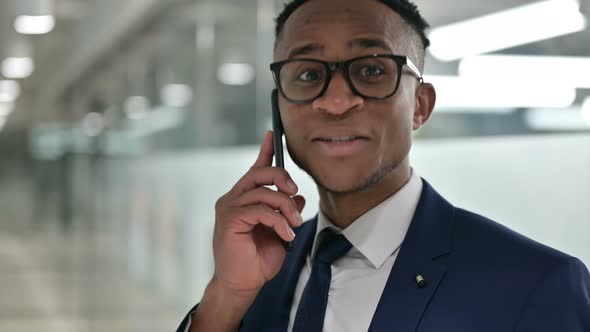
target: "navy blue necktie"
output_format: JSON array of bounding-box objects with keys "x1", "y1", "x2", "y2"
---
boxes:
[{"x1": 292, "y1": 229, "x2": 353, "y2": 332}]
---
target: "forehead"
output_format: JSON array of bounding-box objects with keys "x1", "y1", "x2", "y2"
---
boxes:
[{"x1": 276, "y1": 0, "x2": 412, "y2": 59}]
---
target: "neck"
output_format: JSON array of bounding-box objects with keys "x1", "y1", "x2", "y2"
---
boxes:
[{"x1": 318, "y1": 160, "x2": 412, "y2": 230}]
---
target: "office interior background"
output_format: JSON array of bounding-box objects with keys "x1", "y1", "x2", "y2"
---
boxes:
[{"x1": 1, "y1": 0, "x2": 589, "y2": 331}]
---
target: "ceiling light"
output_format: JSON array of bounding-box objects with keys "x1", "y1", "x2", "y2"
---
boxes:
[
  {"x1": 429, "y1": 0, "x2": 587, "y2": 61},
  {"x1": 459, "y1": 55, "x2": 590, "y2": 89},
  {"x1": 425, "y1": 75, "x2": 576, "y2": 109},
  {"x1": 1, "y1": 57, "x2": 35, "y2": 79},
  {"x1": 160, "y1": 84, "x2": 193, "y2": 108},
  {"x1": 0, "y1": 102, "x2": 15, "y2": 117},
  {"x1": 14, "y1": 15, "x2": 55, "y2": 34},
  {"x1": 217, "y1": 63, "x2": 255, "y2": 86},
  {"x1": 0, "y1": 80, "x2": 21, "y2": 103}
]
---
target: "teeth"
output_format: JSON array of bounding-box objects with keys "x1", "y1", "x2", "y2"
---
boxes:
[{"x1": 320, "y1": 136, "x2": 356, "y2": 143}]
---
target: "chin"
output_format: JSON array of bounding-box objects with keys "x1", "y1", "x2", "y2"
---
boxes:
[
  {"x1": 311, "y1": 163, "x2": 385, "y2": 194},
  {"x1": 322, "y1": 171, "x2": 386, "y2": 194},
  {"x1": 299, "y1": 155, "x2": 403, "y2": 196},
  {"x1": 316, "y1": 177, "x2": 365, "y2": 194}
]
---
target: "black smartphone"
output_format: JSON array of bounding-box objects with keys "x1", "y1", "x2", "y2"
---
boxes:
[
  {"x1": 271, "y1": 89, "x2": 294, "y2": 250},
  {"x1": 271, "y1": 89, "x2": 285, "y2": 168}
]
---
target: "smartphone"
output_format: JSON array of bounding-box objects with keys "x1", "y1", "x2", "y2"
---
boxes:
[
  {"x1": 271, "y1": 89, "x2": 285, "y2": 168},
  {"x1": 271, "y1": 89, "x2": 294, "y2": 250}
]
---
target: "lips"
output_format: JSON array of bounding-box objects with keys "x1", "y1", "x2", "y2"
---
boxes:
[
  {"x1": 314, "y1": 136, "x2": 363, "y2": 143},
  {"x1": 310, "y1": 132, "x2": 370, "y2": 157},
  {"x1": 311, "y1": 130, "x2": 370, "y2": 143}
]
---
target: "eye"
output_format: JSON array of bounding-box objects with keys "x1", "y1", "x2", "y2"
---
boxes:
[
  {"x1": 297, "y1": 70, "x2": 321, "y2": 81},
  {"x1": 359, "y1": 65, "x2": 385, "y2": 77}
]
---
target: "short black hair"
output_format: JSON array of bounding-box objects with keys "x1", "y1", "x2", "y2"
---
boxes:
[{"x1": 274, "y1": 0, "x2": 431, "y2": 50}]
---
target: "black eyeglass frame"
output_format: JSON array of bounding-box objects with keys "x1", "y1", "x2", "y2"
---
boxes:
[{"x1": 269, "y1": 54, "x2": 423, "y2": 104}]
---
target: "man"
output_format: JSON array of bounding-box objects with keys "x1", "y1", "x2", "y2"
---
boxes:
[{"x1": 178, "y1": 0, "x2": 590, "y2": 331}]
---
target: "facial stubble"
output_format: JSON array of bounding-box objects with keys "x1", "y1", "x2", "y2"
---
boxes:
[{"x1": 285, "y1": 140, "x2": 405, "y2": 196}]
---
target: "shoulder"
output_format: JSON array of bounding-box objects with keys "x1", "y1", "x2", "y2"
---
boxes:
[
  {"x1": 451, "y1": 207, "x2": 573, "y2": 267},
  {"x1": 446, "y1": 206, "x2": 590, "y2": 300},
  {"x1": 447, "y1": 208, "x2": 590, "y2": 326}
]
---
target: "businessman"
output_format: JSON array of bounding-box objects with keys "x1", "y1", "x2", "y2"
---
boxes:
[{"x1": 179, "y1": 0, "x2": 590, "y2": 331}]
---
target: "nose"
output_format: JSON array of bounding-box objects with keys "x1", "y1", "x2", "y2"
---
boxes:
[{"x1": 311, "y1": 71, "x2": 364, "y2": 115}]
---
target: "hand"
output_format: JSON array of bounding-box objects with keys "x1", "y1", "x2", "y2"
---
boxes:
[{"x1": 211, "y1": 131, "x2": 305, "y2": 300}]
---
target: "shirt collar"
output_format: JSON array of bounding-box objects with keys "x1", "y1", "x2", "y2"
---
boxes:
[{"x1": 313, "y1": 170, "x2": 423, "y2": 269}]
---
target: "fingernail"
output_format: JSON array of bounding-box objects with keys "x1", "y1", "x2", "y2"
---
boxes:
[
  {"x1": 287, "y1": 179, "x2": 298, "y2": 192},
  {"x1": 292, "y1": 211, "x2": 303, "y2": 226},
  {"x1": 286, "y1": 224, "x2": 296, "y2": 240}
]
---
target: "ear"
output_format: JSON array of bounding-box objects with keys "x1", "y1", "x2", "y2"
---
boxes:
[{"x1": 413, "y1": 82, "x2": 436, "y2": 130}]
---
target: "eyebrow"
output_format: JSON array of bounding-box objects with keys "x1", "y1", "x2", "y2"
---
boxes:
[
  {"x1": 349, "y1": 38, "x2": 391, "y2": 52},
  {"x1": 286, "y1": 38, "x2": 391, "y2": 59},
  {"x1": 288, "y1": 43, "x2": 323, "y2": 58}
]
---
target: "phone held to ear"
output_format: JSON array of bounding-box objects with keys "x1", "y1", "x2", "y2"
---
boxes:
[{"x1": 272, "y1": 89, "x2": 294, "y2": 250}]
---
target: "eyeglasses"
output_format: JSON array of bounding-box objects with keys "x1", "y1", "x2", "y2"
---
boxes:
[{"x1": 270, "y1": 54, "x2": 423, "y2": 104}]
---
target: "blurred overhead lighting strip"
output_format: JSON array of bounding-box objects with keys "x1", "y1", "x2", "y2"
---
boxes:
[
  {"x1": 0, "y1": 102, "x2": 15, "y2": 117},
  {"x1": 1, "y1": 57, "x2": 35, "y2": 79},
  {"x1": 14, "y1": 15, "x2": 55, "y2": 35},
  {"x1": 14, "y1": 0, "x2": 55, "y2": 35},
  {"x1": 429, "y1": 0, "x2": 587, "y2": 61},
  {"x1": 160, "y1": 84, "x2": 193, "y2": 108},
  {"x1": 217, "y1": 63, "x2": 255, "y2": 86},
  {"x1": 459, "y1": 55, "x2": 590, "y2": 89},
  {"x1": 0, "y1": 80, "x2": 21, "y2": 103},
  {"x1": 425, "y1": 75, "x2": 576, "y2": 110}
]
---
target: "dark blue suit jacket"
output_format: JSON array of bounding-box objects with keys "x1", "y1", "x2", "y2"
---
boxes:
[{"x1": 177, "y1": 180, "x2": 590, "y2": 331}]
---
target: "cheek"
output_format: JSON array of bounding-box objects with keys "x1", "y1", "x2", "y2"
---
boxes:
[
  {"x1": 377, "y1": 101, "x2": 414, "y2": 156},
  {"x1": 389, "y1": 91, "x2": 416, "y2": 134},
  {"x1": 279, "y1": 106, "x2": 309, "y2": 157},
  {"x1": 280, "y1": 108, "x2": 303, "y2": 139}
]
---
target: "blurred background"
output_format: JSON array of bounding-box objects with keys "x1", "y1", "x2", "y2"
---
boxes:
[{"x1": 0, "y1": 0, "x2": 589, "y2": 331}]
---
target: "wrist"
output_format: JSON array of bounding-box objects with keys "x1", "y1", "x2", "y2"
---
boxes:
[
  {"x1": 191, "y1": 277, "x2": 258, "y2": 332},
  {"x1": 207, "y1": 275, "x2": 261, "y2": 307}
]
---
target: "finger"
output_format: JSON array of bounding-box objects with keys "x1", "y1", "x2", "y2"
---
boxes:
[
  {"x1": 232, "y1": 205, "x2": 295, "y2": 241},
  {"x1": 251, "y1": 131, "x2": 274, "y2": 169},
  {"x1": 235, "y1": 187, "x2": 303, "y2": 227},
  {"x1": 292, "y1": 195, "x2": 306, "y2": 214},
  {"x1": 233, "y1": 167, "x2": 298, "y2": 197}
]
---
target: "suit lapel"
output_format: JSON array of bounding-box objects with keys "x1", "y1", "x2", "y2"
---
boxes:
[
  {"x1": 369, "y1": 180, "x2": 454, "y2": 332},
  {"x1": 240, "y1": 217, "x2": 317, "y2": 332}
]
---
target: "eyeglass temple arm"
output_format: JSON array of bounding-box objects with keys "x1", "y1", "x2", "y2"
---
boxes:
[{"x1": 406, "y1": 58, "x2": 423, "y2": 83}]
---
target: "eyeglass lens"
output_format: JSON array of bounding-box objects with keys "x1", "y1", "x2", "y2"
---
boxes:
[{"x1": 278, "y1": 57, "x2": 399, "y2": 101}]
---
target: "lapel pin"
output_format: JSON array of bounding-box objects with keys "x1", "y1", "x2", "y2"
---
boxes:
[{"x1": 415, "y1": 274, "x2": 427, "y2": 288}]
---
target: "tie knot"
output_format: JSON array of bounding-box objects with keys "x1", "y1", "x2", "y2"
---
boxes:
[{"x1": 315, "y1": 229, "x2": 352, "y2": 265}]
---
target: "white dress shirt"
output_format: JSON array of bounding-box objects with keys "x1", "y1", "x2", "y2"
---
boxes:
[
  {"x1": 185, "y1": 171, "x2": 422, "y2": 332},
  {"x1": 287, "y1": 171, "x2": 422, "y2": 332}
]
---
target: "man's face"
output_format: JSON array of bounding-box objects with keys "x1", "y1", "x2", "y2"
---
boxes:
[{"x1": 275, "y1": 0, "x2": 426, "y2": 194}]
